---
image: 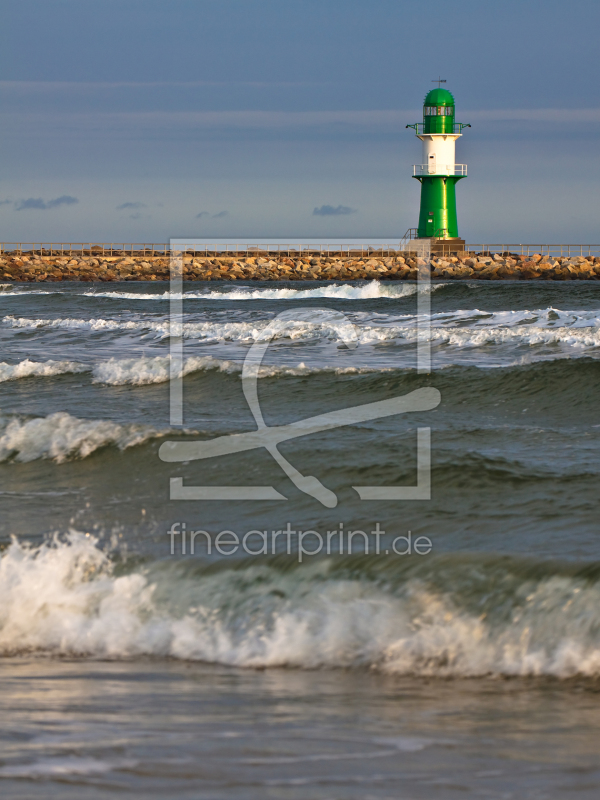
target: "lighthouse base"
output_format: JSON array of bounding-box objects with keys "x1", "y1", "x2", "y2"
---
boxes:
[{"x1": 431, "y1": 237, "x2": 465, "y2": 256}]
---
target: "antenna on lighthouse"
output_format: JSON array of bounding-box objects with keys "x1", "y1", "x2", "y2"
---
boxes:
[{"x1": 432, "y1": 77, "x2": 447, "y2": 88}]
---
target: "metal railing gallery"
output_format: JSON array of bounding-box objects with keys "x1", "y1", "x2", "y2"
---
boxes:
[
  {"x1": 412, "y1": 164, "x2": 468, "y2": 176},
  {"x1": 406, "y1": 123, "x2": 471, "y2": 135}
]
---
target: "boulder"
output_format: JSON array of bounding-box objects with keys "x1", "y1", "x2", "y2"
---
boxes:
[
  {"x1": 520, "y1": 266, "x2": 542, "y2": 279},
  {"x1": 478, "y1": 266, "x2": 499, "y2": 279},
  {"x1": 497, "y1": 266, "x2": 518, "y2": 279}
]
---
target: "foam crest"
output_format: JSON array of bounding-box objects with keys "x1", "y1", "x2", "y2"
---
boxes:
[
  {"x1": 82, "y1": 282, "x2": 442, "y2": 301},
  {"x1": 0, "y1": 534, "x2": 178, "y2": 658},
  {"x1": 0, "y1": 412, "x2": 169, "y2": 463},
  {"x1": 2, "y1": 314, "x2": 163, "y2": 335},
  {"x1": 4, "y1": 306, "x2": 599, "y2": 352},
  {"x1": 0, "y1": 359, "x2": 87, "y2": 383},
  {"x1": 424, "y1": 324, "x2": 600, "y2": 349},
  {"x1": 2, "y1": 535, "x2": 600, "y2": 678},
  {"x1": 91, "y1": 355, "x2": 385, "y2": 385},
  {"x1": 0, "y1": 289, "x2": 55, "y2": 297},
  {"x1": 92, "y1": 355, "x2": 242, "y2": 385}
]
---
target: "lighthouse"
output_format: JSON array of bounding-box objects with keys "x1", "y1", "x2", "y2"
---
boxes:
[{"x1": 406, "y1": 82, "x2": 470, "y2": 248}]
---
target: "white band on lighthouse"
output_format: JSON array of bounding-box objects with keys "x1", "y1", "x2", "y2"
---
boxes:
[{"x1": 420, "y1": 133, "x2": 460, "y2": 176}]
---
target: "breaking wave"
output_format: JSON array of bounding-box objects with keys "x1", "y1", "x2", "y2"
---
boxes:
[
  {"x1": 4, "y1": 306, "x2": 599, "y2": 352},
  {"x1": 1, "y1": 314, "x2": 160, "y2": 335},
  {"x1": 91, "y1": 355, "x2": 242, "y2": 385},
  {"x1": 2, "y1": 533, "x2": 600, "y2": 678},
  {"x1": 0, "y1": 359, "x2": 87, "y2": 383},
  {"x1": 82, "y1": 282, "x2": 443, "y2": 302},
  {"x1": 91, "y1": 355, "x2": 385, "y2": 385},
  {"x1": 0, "y1": 412, "x2": 170, "y2": 463},
  {"x1": 0, "y1": 354, "x2": 393, "y2": 387}
]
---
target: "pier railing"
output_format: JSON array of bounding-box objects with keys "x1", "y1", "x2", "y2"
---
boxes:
[
  {"x1": 464, "y1": 244, "x2": 600, "y2": 258},
  {"x1": 0, "y1": 243, "x2": 172, "y2": 257},
  {"x1": 2, "y1": 243, "x2": 600, "y2": 258},
  {"x1": 0, "y1": 242, "x2": 444, "y2": 257}
]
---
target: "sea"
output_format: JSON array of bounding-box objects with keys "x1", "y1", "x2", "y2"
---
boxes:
[{"x1": 0, "y1": 278, "x2": 599, "y2": 799}]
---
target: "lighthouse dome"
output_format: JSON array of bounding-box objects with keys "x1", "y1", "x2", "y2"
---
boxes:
[
  {"x1": 422, "y1": 87, "x2": 455, "y2": 132},
  {"x1": 423, "y1": 88, "x2": 455, "y2": 107}
]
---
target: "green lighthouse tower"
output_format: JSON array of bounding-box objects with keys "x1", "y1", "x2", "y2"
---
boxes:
[{"x1": 406, "y1": 84, "x2": 470, "y2": 243}]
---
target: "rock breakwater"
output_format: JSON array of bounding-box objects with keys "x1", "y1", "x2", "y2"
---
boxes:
[{"x1": 1, "y1": 252, "x2": 600, "y2": 282}]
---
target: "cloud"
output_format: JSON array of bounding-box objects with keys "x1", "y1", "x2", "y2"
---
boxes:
[
  {"x1": 16, "y1": 198, "x2": 46, "y2": 210},
  {"x1": 313, "y1": 204, "x2": 357, "y2": 216},
  {"x1": 47, "y1": 195, "x2": 78, "y2": 208},
  {"x1": 15, "y1": 195, "x2": 79, "y2": 211},
  {"x1": 116, "y1": 201, "x2": 147, "y2": 210},
  {"x1": 196, "y1": 210, "x2": 228, "y2": 219}
]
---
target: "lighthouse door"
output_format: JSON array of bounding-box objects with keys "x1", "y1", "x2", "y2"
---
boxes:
[{"x1": 428, "y1": 153, "x2": 436, "y2": 174}]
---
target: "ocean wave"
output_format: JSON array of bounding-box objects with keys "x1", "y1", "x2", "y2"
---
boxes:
[
  {"x1": 0, "y1": 412, "x2": 170, "y2": 463},
  {"x1": 0, "y1": 314, "x2": 394, "y2": 345},
  {"x1": 173, "y1": 319, "x2": 600, "y2": 348},
  {"x1": 91, "y1": 355, "x2": 241, "y2": 385},
  {"x1": 420, "y1": 306, "x2": 600, "y2": 328},
  {"x1": 91, "y1": 355, "x2": 385, "y2": 385},
  {"x1": 4, "y1": 309, "x2": 599, "y2": 351},
  {"x1": 82, "y1": 282, "x2": 445, "y2": 302},
  {"x1": 0, "y1": 354, "x2": 395, "y2": 388},
  {"x1": 348, "y1": 358, "x2": 600, "y2": 414},
  {"x1": 0, "y1": 288, "x2": 57, "y2": 297},
  {"x1": 422, "y1": 324, "x2": 600, "y2": 349},
  {"x1": 0, "y1": 359, "x2": 87, "y2": 383},
  {"x1": 1, "y1": 314, "x2": 164, "y2": 335},
  {"x1": 2, "y1": 534, "x2": 600, "y2": 678}
]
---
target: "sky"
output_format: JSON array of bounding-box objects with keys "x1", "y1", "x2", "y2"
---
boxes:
[{"x1": 0, "y1": 0, "x2": 599, "y2": 244}]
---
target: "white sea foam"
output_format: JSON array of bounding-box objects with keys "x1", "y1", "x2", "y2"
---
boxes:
[
  {"x1": 91, "y1": 355, "x2": 386, "y2": 385},
  {"x1": 2, "y1": 534, "x2": 600, "y2": 678},
  {"x1": 81, "y1": 282, "x2": 443, "y2": 302},
  {"x1": 176, "y1": 318, "x2": 600, "y2": 349},
  {"x1": 1, "y1": 314, "x2": 381, "y2": 344},
  {"x1": 0, "y1": 289, "x2": 56, "y2": 297},
  {"x1": 422, "y1": 324, "x2": 600, "y2": 349},
  {"x1": 0, "y1": 359, "x2": 87, "y2": 383},
  {"x1": 0, "y1": 353, "x2": 392, "y2": 388},
  {"x1": 0, "y1": 412, "x2": 169, "y2": 463},
  {"x1": 92, "y1": 355, "x2": 242, "y2": 385},
  {"x1": 4, "y1": 306, "x2": 599, "y2": 351},
  {"x1": 2, "y1": 314, "x2": 162, "y2": 334}
]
